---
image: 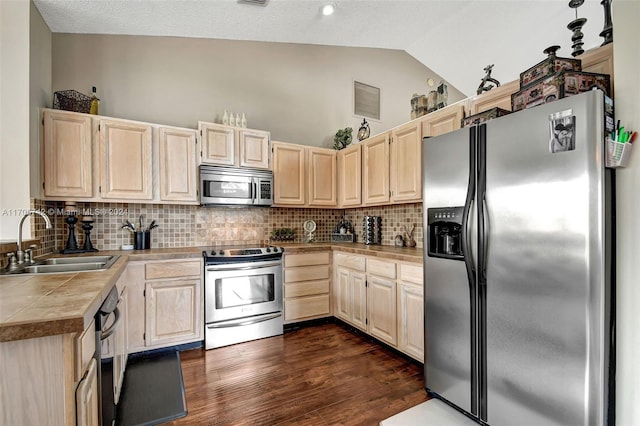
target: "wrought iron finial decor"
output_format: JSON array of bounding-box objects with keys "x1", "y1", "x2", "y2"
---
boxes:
[
  {"x1": 567, "y1": 0, "x2": 587, "y2": 57},
  {"x1": 599, "y1": 0, "x2": 613, "y2": 46},
  {"x1": 476, "y1": 64, "x2": 501, "y2": 95}
]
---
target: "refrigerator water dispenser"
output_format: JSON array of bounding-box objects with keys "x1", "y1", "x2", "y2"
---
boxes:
[{"x1": 427, "y1": 207, "x2": 463, "y2": 259}]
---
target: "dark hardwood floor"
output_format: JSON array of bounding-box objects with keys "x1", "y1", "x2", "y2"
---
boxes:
[{"x1": 168, "y1": 321, "x2": 428, "y2": 425}]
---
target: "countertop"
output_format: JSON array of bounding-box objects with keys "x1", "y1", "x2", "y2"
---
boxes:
[{"x1": 0, "y1": 243, "x2": 423, "y2": 343}]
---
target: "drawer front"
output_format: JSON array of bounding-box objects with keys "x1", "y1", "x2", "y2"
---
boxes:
[
  {"x1": 284, "y1": 252, "x2": 330, "y2": 267},
  {"x1": 284, "y1": 295, "x2": 330, "y2": 321},
  {"x1": 399, "y1": 263, "x2": 423, "y2": 284},
  {"x1": 285, "y1": 265, "x2": 329, "y2": 283},
  {"x1": 285, "y1": 279, "x2": 330, "y2": 298},
  {"x1": 334, "y1": 253, "x2": 366, "y2": 271},
  {"x1": 367, "y1": 258, "x2": 397, "y2": 279},
  {"x1": 145, "y1": 259, "x2": 201, "y2": 280}
]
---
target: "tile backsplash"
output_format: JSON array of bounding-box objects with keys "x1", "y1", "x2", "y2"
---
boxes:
[{"x1": 29, "y1": 199, "x2": 423, "y2": 254}]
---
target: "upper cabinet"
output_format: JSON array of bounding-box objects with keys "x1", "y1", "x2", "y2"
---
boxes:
[
  {"x1": 99, "y1": 119, "x2": 153, "y2": 200},
  {"x1": 42, "y1": 109, "x2": 93, "y2": 198},
  {"x1": 199, "y1": 121, "x2": 270, "y2": 169},
  {"x1": 272, "y1": 141, "x2": 337, "y2": 207},
  {"x1": 467, "y1": 80, "x2": 520, "y2": 115},
  {"x1": 158, "y1": 126, "x2": 198, "y2": 203},
  {"x1": 390, "y1": 121, "x2": 422, "y2": 203},
  {"x1": 421, "y1": 103, "x2": 465, "y2": 137},
  {"x1": 362, "y1": 132, "x2": 390, "y2": 205},
  {"x1": 579, "y1": 43, "x2": 614, "y2": 92},
  {"x1": 337, "y1": 144, "x2": 362, "y2": 207},
  {"x1": 272, "y1": 141, "x2": 306, "y2": 206},
  {"x1": 41, "y1": 108, "x2": 200, "y2": 205}
]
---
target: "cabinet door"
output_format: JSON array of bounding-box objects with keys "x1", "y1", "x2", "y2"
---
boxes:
[
  {"x1": 113, "y1": 292, "x2": 128, "y2": 404},
  {"x1": 390, "y1": 122, "x2": 422, "y2": 203},
  {"x1": 272, "y1": 141, "x2": 306, "y2": 205},
  {"x1": 579, "y1": 44, "x2": 614, "y2": 92},
  {"x1": 350, "y1": 270, "x2": 368, "y2": 331},
  {"x1": 337, "y1": 144, "x2": 362, "y2": 207},
  {"x1": 362, "y1": 133, "x2": 390, "y2": 205},
  {"x1": 43, "y1": 109, "x2": 93, "y2": 197},
  {"x1": 145, "y1": 279, "x2": 202, "y2": 346},
  {"x1": 308, "y1": 147, "x2": 337, "y2": 207},
  {"x1": 239, "y1": 129, "x2": 270, "y2": 169},
  {"x1": 335, "y1": 267, "x2": 351, "y2": 322},
  {"x1": 398, "y1": 282, "x2": 424, "y2": 361},
  {"x1": 158, "y1": 126, "x2": 198, "y2": 202},
  {"x1": 100, "y1": 119, "x2": 153, "y2": 200},
  {"x1": 76, "y1": 358, "x2": 99, "y2": 426},
  {"x1": 200, "y1": 122, "x2": 236, "y2": 166},
  {"x1": 468, "y1": 80, "x2": 520, "y2": 115},
  {"x1": 421, "y1": 104, "x2": 465, "y2": 137},
  {"x1": 368, "y1": 275, "x2": 397, "y2": 346}
]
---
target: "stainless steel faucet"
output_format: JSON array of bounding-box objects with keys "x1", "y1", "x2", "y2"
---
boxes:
[{"x1": 17, "y1": 210, "x2": 53, "y2": 264}]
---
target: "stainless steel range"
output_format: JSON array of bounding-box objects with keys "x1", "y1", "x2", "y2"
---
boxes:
[{"x1": 203, "y1": 246, "x2": 284, "y2": 350}]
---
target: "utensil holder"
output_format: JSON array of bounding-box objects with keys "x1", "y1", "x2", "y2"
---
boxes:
[
  {"x1": 606, "y1": 138, "x2": 632, "y2": 168},
  {"x1": 134, "y1": 231, "x2": 151, "y2": 250}
]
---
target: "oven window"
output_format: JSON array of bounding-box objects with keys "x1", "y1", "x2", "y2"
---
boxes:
[{"x1": 215, "y1": 274, "x2": 275, "y2": 309}]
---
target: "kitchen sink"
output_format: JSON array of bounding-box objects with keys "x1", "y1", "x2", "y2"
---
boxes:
[
  {"x1": 1, "y1": 255, "x2": 119, "y2": 275},
  {"x1": 44, "y1": 255, "x2": 115, "y2": 265}
]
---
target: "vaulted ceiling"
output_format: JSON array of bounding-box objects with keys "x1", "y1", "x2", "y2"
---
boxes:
[{"x1": 33, "y1": 0, "x2": 607, "y2": 96}]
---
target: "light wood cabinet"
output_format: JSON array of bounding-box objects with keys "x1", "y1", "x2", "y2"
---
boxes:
[
  {"x1": 337, "y1": 144, "x2": 361, "y2": 207},
  {"x1": 366, "y1": 258, "x2": 397, "y2": 346},
  {"x1": 362, "y1": 132, "x2": 390, "y2": 205},
  {"x1": 307, "y1": 147, "x2": 337, "y2": 206},
  {"x1": 75, "y1": 358, "x2": 99, "y2": 426},
  {"x1": 579, "y1": 43, "x2": 614, "y2": 92},
  {"x1": 158, "y1": 126, "x2": 198, "y2": 202},
  {"x1": 390, "y1": 121, "x2": 422, "y2": 203},
  {"x1": 41, "y1": 108, "x2": 200, "y2": 205},
  {"x1": 42, "y1": 109, "x2": 93, "y2": 198},
  {"x1": 467, "y1": 80, "x2": 520, "y2": 115},
  {"x1": 421, "y1": 103, "x2": 465, "y2": 137},
  {"x1": 333, "y1": 253, "x2": 367, "y2": 331},
  {"x1": 272, "y1": 141, "x2": 337, "y2": 207},
  {"x1": 99, "y1": 118, "x2": 153, "y2": 200},
  {"x1": 199, "y1": 121, "x2": 270, "y2": 169},
  {"x1": 126, "y1": 258, "x2": 203, "y2": 353},
  {"x1": 283, "y1": 252, "x2": 331, "y2": 323},
  {"x1": 272, "y1": 141, "x2": 306, "y2": 205},
  {"x1": 397, "y1": 263, "x2": 424, "y2": 362}
]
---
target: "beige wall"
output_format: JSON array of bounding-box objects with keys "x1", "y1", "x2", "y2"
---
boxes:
[
  {"x1": 613, "y1": 2, "x2": 640, "y2": 425},
  {"x1": 51, "y1": 34, "x2": 464, "y2": 147},
  {"x1": 0, "y1": 0, "x2": 31, "y2": 239}
]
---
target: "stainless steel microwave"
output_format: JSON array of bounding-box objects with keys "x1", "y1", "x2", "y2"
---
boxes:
[{"x1": 200, "y1": 165, "x2": 273, "y2": 206}]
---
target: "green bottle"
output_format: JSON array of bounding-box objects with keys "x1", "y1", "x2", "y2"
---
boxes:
[{"x1": 89, "y1": 86, "x2": 99, "y2": 115}]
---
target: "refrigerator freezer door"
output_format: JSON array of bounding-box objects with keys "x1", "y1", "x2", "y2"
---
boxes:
[
  {"x1": 423, "y1": 128, "x2": 478, "y2": 415},
  {"x1": 483, "y1": 91, "x2": 608, "y2": 425}
]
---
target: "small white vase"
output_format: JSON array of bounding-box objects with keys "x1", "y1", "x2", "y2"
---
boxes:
[
  {"x1": 241, "y1": 113, "x2": 247, "y2": 128},
  {"x1": 222, "y1": 110, "x2": 229, "y2": 125},
  {"x1": 235, "y1": 113, "x2": 241, "y2": 127}
]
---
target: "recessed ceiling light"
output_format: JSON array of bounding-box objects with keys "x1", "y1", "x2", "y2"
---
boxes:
[{"x1": 322, "y1": 3, "x2": 335, "y2": 16}]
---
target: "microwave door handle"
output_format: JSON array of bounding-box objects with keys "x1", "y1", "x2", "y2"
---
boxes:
[{"x1": 253, "y1": 180, "x2": 258, "y2": 203}]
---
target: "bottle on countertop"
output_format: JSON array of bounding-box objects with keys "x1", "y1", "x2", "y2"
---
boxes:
[{"x1": 89, "y1": 86, "x2": 100, "y2": 115}]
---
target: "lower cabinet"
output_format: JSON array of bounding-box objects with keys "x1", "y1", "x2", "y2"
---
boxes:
[
  {"x1": 332, "y1": 252, "x2": 423, "y2": 361},
  {"x1": 397, "y1": 263, "x2": 424, "y2": 362},
  {"x1": 75, "y1": 358, "x2": 99, "y2": 426},
  {"x1": 126, "y1": 258, "x2": 203, "y2": 353},
  {"x1": 283, "y1": 252, "x2": 331, "y2": 323}
]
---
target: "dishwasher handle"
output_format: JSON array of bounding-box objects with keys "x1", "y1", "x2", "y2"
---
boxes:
[{"x1": 101, "y1": 306, "x2": 121, "y2": 340}]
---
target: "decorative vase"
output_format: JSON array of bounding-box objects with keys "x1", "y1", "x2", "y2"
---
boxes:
[
  {"x1": 599, "y1": 0, "x2": 613, "y2": 46},
  {"x1": 222, "y1": 110, "x2": 229, "y2": 125},
  {"x1": 241, "y1": 113, "x2": 247, "y2": 128},
  {"x1": 235, "y1": 113, "x2": 241, "y2": 127}
]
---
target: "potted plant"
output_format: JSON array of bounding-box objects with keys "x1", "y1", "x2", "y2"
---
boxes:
[
  {"x1": 333, "y1": 127, "x2": 353, "y2": 150},
  {"x1": 270, "y1": 227, "x2": 296, "y2": 241}
]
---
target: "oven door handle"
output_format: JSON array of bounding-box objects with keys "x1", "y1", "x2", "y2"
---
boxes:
[
  {"x1": 206, "y1": 312, "x2": 282, "y2": 329},
  {"x1": 206, "y1": 261, "x2": 282, "y2": 272}
]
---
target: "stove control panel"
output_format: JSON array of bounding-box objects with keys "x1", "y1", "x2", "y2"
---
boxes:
[{"x1": 203, "y1": 246, "x2": 284, "y2": 263}]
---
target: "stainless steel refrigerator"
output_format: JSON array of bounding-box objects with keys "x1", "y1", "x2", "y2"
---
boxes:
[{"x1": 422, "y1": 90, "x2": 614, "y2": 426}]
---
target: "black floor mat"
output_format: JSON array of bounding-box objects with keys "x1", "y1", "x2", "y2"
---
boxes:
[{"x1": 116, "y1": 351, "x2": 187, "y2": 426}]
